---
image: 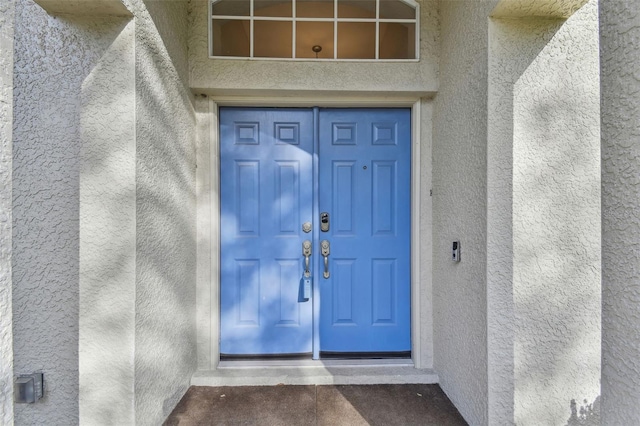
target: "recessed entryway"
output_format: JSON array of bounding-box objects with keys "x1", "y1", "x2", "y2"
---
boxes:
[{"x1": 194, "y1": 96, "x2": 433, "y2": 373}]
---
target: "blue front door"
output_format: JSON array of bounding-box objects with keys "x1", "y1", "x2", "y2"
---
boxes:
[
  {"x1": 220, "y1": 107, "x2": 411, "y2": 357},
  {"x1": 318, "y1": 109, "x2": 411, "y2": 355},
  {"x1": 220, "y1": 108, "x2": 314, "y2": 356}
]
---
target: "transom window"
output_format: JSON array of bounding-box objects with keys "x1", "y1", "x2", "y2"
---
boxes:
[{"x1": 209, "y1": 0, "x2": 419, "y2": 60}]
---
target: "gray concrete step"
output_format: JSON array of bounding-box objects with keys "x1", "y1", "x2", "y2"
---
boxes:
[{"x1": 192, "y1": 361, "x2": 439, "y2": 387}]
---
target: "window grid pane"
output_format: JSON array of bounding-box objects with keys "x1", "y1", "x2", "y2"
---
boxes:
[
  {"x1": 337, "y1": 21, "x2": 375, "y2": 59},
  {"x1": 213, "y1": 0, "x2": 250, "y2": 16},
  {"x1": 254, "y1": 20, "x2": 293, "y2": 57},
  {"x1": 338, "y1": 0, "x2": 376, "y2": 18},
  {"x1": 297, "y1": 0, "x2": 334, "y2": 18},
  {"x1": 212, "y1": 19, "x2": 251, "y2": 57},
  {"x1": 297, "y1": 21, "x2": 334, "y2": 58},
  {"x1": 255, "y1": 0, "x2": 292, "y2": 17}
]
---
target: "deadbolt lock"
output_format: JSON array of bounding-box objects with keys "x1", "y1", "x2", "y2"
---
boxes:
[{"x1": 320, "y1": 212, "x2": 330, "y2": 232}]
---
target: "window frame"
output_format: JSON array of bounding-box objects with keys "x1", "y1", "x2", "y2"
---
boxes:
[{"x1": 208, "y1": 0, "x2": 420, "y2": 61}]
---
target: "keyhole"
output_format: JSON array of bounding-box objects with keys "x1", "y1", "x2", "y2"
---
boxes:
[{"x1": 363, "y1": 165, "x2": 367, "y2": 170}]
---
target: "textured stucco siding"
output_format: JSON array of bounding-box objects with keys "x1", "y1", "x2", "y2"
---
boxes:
[
  {"x1": 432, "y1": 2, "x2": 497, "y2": 425},
  {"x1": 12, "y1": 0, "x2": 196, "y2": 423},
  {"x1": 143, "y1": 0, "x2": 190, "y2": 90},
  {"x1": 436, "y1": 1, "x2": 600, "y2": 425},
  {"x1": 600, "y1": 1, "x2": 640, "y2": 424},
  {"x1": 489, "y1": 1, "x2": 601, "y2": 424},
  {"x1": 491, "y1": 0, "x2": 589, "y2": 19},
  {"x1": 188, "y1": 0, "x2": 439, "y2": 95},
  {"x1": 512, "y1": 3, "x2": 601, "y2": 424},
  {"x1": 12, "y1": 1, "x2": 136, "y2": 423},
  {"x1": 487, "y1": 16, "x2": 521, "y2": 424},
  {"x1": 129, "y1": 0, "x2": 197, "y2": 423},
  {"x1": 0, "y1": 0, "x2": 14, "y2": 423},
  {"x1": 79, "y1": 18, "x2": 136, "y2": 426}
]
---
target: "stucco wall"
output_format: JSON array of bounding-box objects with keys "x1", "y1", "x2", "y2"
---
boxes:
[
  {"x1": 488, "y1": 1, "x2": 601, "y2": 424},
  {"x1": 128, "y1": 0, "x2": 197, "y2": 423},
  {"x1": 143, "y1": 0, "x2": 190, "y2": 89},
  {"x1": 188, "y1": 0, "x2": 439, "y2": 95},
  {"x1": 486, "y1": 14, "x2": 519, "y2": 424},
  {"x1": 12, "y1": 1, "x2": 134, "y2": 423},
  {"x1": 512, "y1": 4, "x2": 601, "y2": 424},
  {"x1": 0, "y1": 0, "x2": 14, "y2": 423},
  {"x1": 79, "y1": 18, "x2": 136, "y2": 426},
  {"x1": 600, "y1": 1, "x2": 640, "y2": 424},
  {"x1": 435, "y1": 2, "x2": 600, "y2": 425},
  {"x1": 432, "y1": 2, "x2": 497, "y2": 425},
  {"x1": 12, "y1": 0, "x2": 196, "y2": 423}
]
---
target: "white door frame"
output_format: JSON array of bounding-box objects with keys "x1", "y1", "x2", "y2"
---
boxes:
[{"x1": 196, "y1": 95, "x2": 433, "y2": 371}]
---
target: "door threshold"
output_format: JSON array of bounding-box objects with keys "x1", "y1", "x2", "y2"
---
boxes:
[
  {"x1": 191, "y1": 361, "x2": 439, "y2": 387},
  {"x1": 217, "y1": 358, "x2": 414, "y2": 368}
]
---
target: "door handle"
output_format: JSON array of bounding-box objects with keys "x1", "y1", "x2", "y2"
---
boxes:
[
  {"x1": 302, "y1": 240, "x2": 312, "y2": 277},
  {"x1": 321, "y1": 240, "x2": 330, "y2": 278}
]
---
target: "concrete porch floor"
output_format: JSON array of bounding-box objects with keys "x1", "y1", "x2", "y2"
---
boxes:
[{"x1": 163, "y1": 384, "x2": 468, "y2": 425}]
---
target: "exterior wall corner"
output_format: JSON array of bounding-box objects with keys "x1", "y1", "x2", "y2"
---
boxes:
[
  {"x1": 0, "y1": 0, "x2": 15, "y2": 421},
  {"x1": 600, "y1": 1, "x2": 640, "y2": 423}
]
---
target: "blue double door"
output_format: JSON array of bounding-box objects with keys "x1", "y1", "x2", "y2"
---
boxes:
[{"x1": 220, "y1": 107, "x2": 411, "y2": 358}]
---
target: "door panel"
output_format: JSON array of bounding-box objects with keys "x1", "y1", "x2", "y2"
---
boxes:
[
  {"x1": 220, "y1": 108, "x2": 314, "y2": 356},
  {"x1": 318, "y1": 108, "x2": 411, "y2": 354}
]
